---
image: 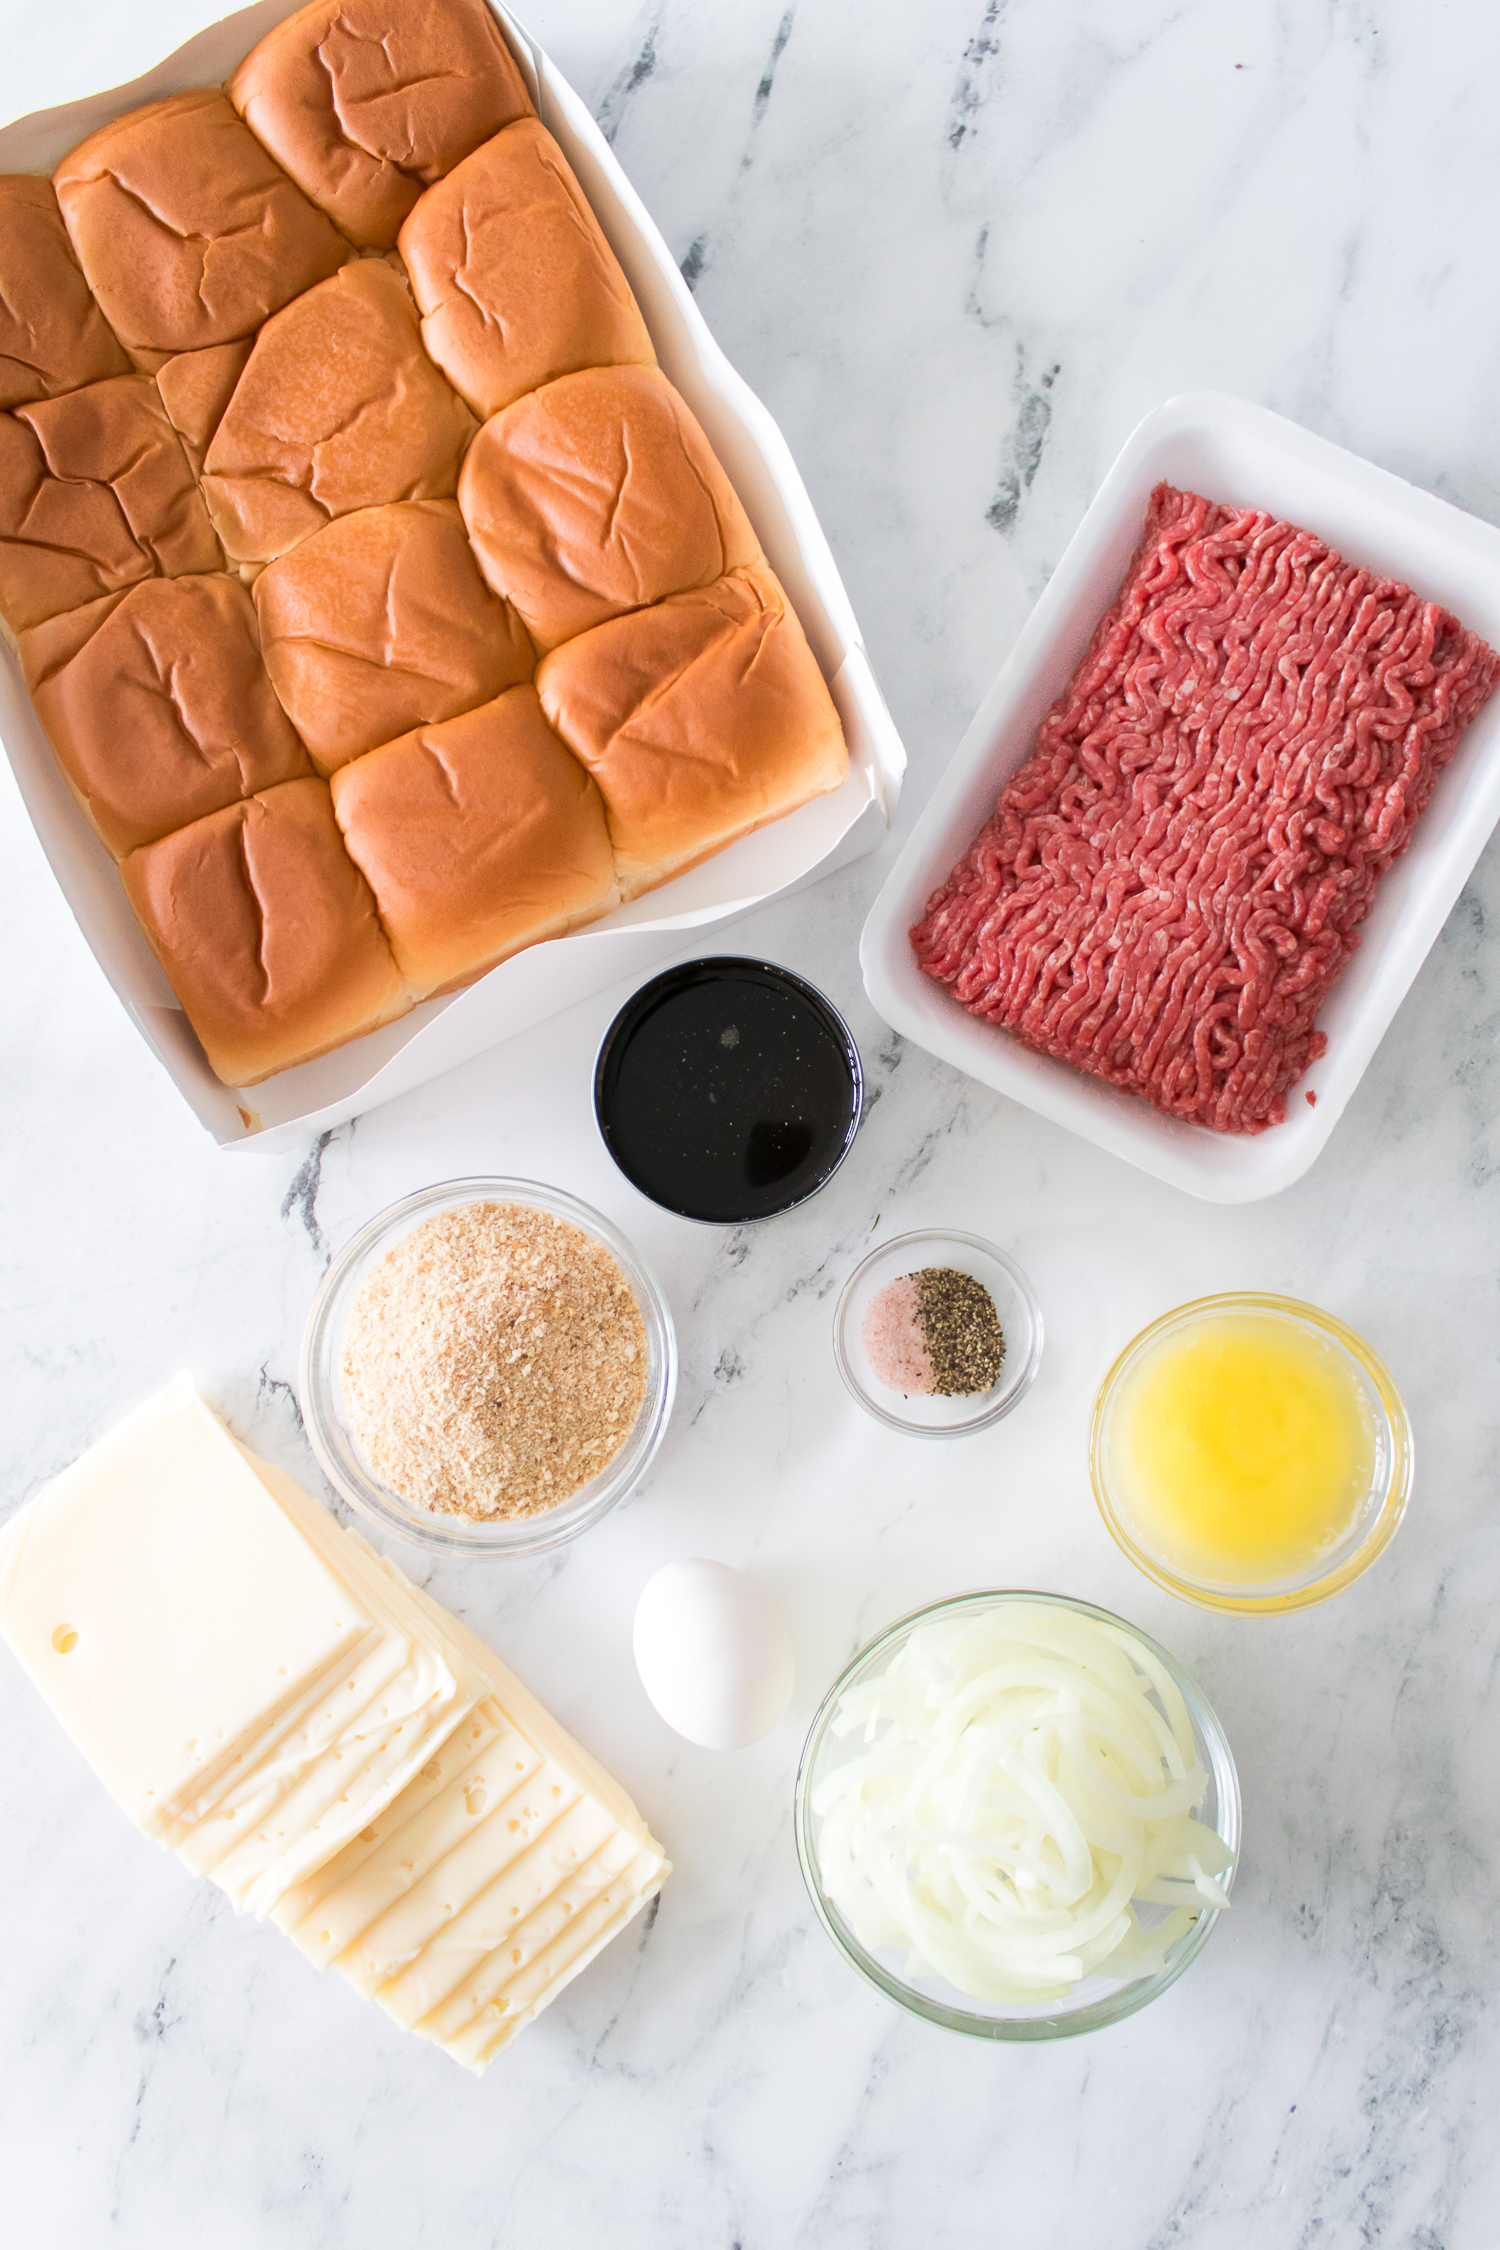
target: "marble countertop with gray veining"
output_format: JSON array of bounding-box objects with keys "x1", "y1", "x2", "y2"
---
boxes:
[{"x1": 2, "y1": 2, "x2": 1498, "y2": 2243}]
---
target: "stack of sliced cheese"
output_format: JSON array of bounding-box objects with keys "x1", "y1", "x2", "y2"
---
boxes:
[{"x1": 0, "y1": 1375, "x2": 667, "y2": 2072}]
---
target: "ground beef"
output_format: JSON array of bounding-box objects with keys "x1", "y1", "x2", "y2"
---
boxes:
[{"x1": 911, "y1": 483, "x2": 1500, "y2": 1134}]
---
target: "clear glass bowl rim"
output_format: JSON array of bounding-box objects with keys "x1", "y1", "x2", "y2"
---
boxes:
[
  {"x1": 794, "y1": 1588, "x2": 1241, "y2": 2041},
  {"x1": 832, "y1": 1228, "x2": 1045, "y2": 1437},
  {"x1": 299, "y1": 1174, "x2": 677, "y2": 1558},
  {"x1": 1089, "y1": 1290, "x2": 1413, "y2": 1615}
]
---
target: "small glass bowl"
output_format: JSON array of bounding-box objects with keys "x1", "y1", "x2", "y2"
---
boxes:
[
  {"x1": 832, "y1": 1228, "x2": 1043, "y2": 1435},
  {"x1": 1090, "y1": 1292, "x2": 1412, "y2": 1615},
  {"x1": 794, "y1": 1590, "x2": 1240, "y2": 2039},
  {"x1": 300, "y1": 1177, "x2": 677, "y2": 1557},
  {"x1": 593, "y1": 956, "x2": 864, "y2": 1226}
]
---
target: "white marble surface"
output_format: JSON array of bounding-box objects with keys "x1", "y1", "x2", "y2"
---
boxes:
[{"x1": 3, "y1": 1, "x2": 1500, "y2": 2242}]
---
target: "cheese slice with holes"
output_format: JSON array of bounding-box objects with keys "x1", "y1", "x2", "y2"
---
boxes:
[
  {"x1": 354, "y1": 1765, "x2": 602, "y2": 2013},
  {"x1": 262, "y1": 1667, "x2": 666, "y2": 2068},
  {"x1": 268, "y1": 1701, "x2": 510, "y2": 1945},
  {"x1": 158, "y1": 1623, "x2": 392, "y2": 1839},
  {"x1": 433, "y1": 1838, "x2": 666, "y2": 2070},
  {"x1": 0, "y1": 1374, "x2": 372, "y2": 1833},
  {"x1": 198, "y1": 1443, "x2": 485, "y2": 1917},
  {"x1": 0, "y1": 1374, "x2": 668, "y2": 2070},
  {"x1": 278, "y1": 1593, "x2": 667, "y2": 2066},
  {"x1": 245, "y1": 1517, "x2": 669, "y2": 2070},
  {"x1": 276, "y1": 1704, "x2": 536, "y2": 1965},
  {"x1": 164, "y1": 1626, "x2": 408, "y2": 1856},
  {"x1": 377, "y1": 1797, "x2": 635, "y2": 2024}
]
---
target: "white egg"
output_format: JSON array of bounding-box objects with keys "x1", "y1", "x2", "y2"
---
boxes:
[{"x1": 632, "y1": 1558, "x2": 795, "y2": 1749}]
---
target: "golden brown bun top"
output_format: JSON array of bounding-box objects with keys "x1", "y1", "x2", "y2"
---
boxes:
[
  {"x1": 253, "y1": 498, "x2": 534, "y2": 773},
  {"x1": 19, "y1": 572, "x2": 312, "y2": 857},
  {"x1": 536, "y1": 564, "x2": 848, "y2": 892},
  {"x1": 155, "y1": 340, "x2": 254, "y2": 476},
  {"x1": 200, "y1": 258, "x2": 476, "y2": 565},
  {"x1": 330, "y1": 685, "x2": 617, "y2": 994},
  {"x1": 398, "y1": 119, "x2": 655, "y2": 420},
  {"x1": 0, "y1": 174, "x2": 131, "y2": 409},
  {"x1": 539, "y1": 565, "x2": 841, "y2": 763},
  {"x1": 54, "y1": 89, "x2": 351, "y2": 360},
  {"x1": 121, "y1": 776, "x2": 409, "y2": 1087},
  {"x1": 230, "y1": 0, "x2": 534, "y2": 248},
  {"x1": 459, "y1": 365, "x2": 762, "y2": 652},
  {"x1": 0, "y1": 374, "x2": 223, "y2": 632}
]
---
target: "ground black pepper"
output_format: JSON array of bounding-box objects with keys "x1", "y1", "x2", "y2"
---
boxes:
[{"x1": 914, "y1": 1267, "x2": 1006, "y2": 1396}]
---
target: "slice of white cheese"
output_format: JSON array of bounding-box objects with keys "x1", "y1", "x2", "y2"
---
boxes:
[
  {"x1": 172, "y1": 1628, "x2": 417, "y2": 1876},
  {"x1": 268, "y1": 1676, "x2": 665, "y2": 2067},
  {"x1": 341, "y1": 1759, "x2": 594, "y2": 2007},
  {"x1": 393, "y1": 1566, "x2": 660, "y2": 1846},
  {"x1": 158, "y1": 1624, "x2": 391, "y2": 1841},
  {"x1": 372, "y1": 1791, "x2": 626, "y2": 2027},
  {"x1": 276, "y1": 1707, "x2": 537, "y2": 1967},
  {"x1": 427, "y1": 1840, "x2": 664, "y2": 2071},
  {"x1": 210, "y1": 1640, "x2": 464, "y2": 1920},
  {"x1": 0, "y1": 1375, "x2": 669, "y2": 2071},
  {"x1": 320, "y1": 1558, "x2": 670, "y2": 2068},
  {"x1": 0, "y1": 1374, "x2": 372, "y2": 1834},
  {"x1": 208, "y1": 1446, "x2": 487, "y2": 1916},
  {"x1": 257, "y1": 1562, "x2": 670, "y2": 2069},
  {"x1": 268, "y1": 1702, "x2": 508, "y2": 1943}
]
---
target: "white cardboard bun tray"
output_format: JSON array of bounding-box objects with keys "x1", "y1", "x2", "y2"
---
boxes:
[
  {"x1": 0, "y1": 0, "x2": 905, "y2": 1153},
  {"x1": 860, "y1": 391, "x2": 1500, "y2": 1204}
]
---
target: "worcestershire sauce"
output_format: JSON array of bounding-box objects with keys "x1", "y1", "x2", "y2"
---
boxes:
[{"x1": 595, "y1": 960, "x2": 862, "y2": 1222}]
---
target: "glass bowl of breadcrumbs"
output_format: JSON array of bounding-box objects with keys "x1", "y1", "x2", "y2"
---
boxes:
[{"x1": 301, "y1": 1178, "x2": 677, "y2": 1556}]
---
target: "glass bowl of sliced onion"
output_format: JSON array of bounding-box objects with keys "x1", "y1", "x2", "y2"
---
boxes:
[{"x1": 794, "y1": 1590, "x2": 1240, "y2": 2038}]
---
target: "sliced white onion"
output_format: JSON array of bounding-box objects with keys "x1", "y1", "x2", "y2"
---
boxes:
[{"x1": 811, "y1": 1602, "x2": 1234, "y2": 2005}]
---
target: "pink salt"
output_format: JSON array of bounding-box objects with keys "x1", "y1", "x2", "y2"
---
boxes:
[{"x1": 862, "y1": 1274, "x2": 935, "y2": 1395}]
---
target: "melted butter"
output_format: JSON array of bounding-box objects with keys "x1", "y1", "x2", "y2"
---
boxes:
[{"x1": 1108, "y1": 1314, "x2": 1375, "y2": 1585}]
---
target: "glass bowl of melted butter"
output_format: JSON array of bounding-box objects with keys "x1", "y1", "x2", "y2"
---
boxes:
[{"x1": 1090, "y1": 1293, "x2": 1413, "y2": 1615}]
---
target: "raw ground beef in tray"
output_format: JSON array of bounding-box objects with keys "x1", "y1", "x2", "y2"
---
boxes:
[{"x1": 911, "y1": 482, "x2": 1500, "y2": 1135}]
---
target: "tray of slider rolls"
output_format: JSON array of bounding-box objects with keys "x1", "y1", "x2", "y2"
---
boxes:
[{"x1": 0, "y1": 0, "x2": 904, "y2": 1149}]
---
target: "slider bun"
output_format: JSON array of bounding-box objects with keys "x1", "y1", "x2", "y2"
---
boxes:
[
  {"x1": 253, "y1": 499, "x2": 533, "y2": 774},
  {"x1": 121, "y1": 776, "x2": 410, "y2": 1086},
  {"x1": 398, "y1": 120, "x2": 655, "y2": 420},
  {"x1": 54, "y1": 90, "x2": 350, "y2": 364},
  {"x1": 536, "y1": 564, "x2": 848, "y2": 900},
  {"x1": 459, "y1": 365, "x2": 762, "y2": 652},
  {"x1": 201, "y1": 260, "x2": 476, "y2": 565},
  {"x1": 331, "y1": 686, "x2": 617, "y2": 994},
  {"x1": 0, "y1": 174, "x2": 130, "y2": 408},
  {"x1": 0, "y1": 375, "x2": 222, "y2": 632},
  {"x1": 155, "y1": 341, "x2": 253, "y2": 477},
  {"x1": 230, "y1": 0, "x2": 534, "y2": 249},
  {"x1": 20, "y1": 574, "x2": 312, "y2": 857}
]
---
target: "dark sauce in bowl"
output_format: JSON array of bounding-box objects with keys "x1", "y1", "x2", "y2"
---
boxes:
[{"x1": 594, "y1": 958, "x2": 863, "y2": 1223}]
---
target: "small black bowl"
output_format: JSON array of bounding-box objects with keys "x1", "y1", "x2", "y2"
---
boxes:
[{"x1": 594, "y1": 957, "x2": 864, "y2": 1223}]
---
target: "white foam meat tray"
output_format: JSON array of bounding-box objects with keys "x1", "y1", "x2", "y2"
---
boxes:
[{"x1": 860, "y1": 391, "x2": 1500, "y2": 1204}]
